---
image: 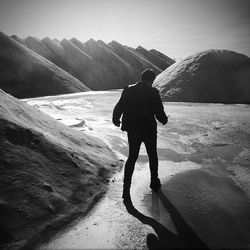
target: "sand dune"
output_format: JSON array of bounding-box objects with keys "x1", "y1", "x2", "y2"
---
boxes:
[
  {"x1": 154, "y1": 49, "x2": 250, "y2": 103},
  {"x1": 0, "y1": 32, "x2": 89, "y2": 98}
]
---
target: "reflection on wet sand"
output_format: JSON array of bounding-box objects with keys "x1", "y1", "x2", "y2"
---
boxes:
[{"x1": 124, "y1": 189, "x2": 208, "y2": 249}]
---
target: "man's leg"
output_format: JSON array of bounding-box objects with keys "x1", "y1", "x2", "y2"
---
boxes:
[
  {"x1": 144, "y1": 133, "x2": 161, "y2": 191},
  {"x1": 123, "y1": 132, "x2": 142, "y2": 199}
]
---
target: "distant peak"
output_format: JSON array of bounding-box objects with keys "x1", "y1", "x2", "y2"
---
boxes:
[
  {"x1": 42, "y1": 36, "x2": 52, "y2": 42},
  {"x1": 11, "y1": 35, "x2": 19, "y2": 39},
  {"x1": 136, "y1": 45, "x2": 146, "y2": 50},
  {"x1": 70, "y1": 37, "x2": 79, "y2": 43},
  {"x1": 61, "y1": 38, "x2": 69, "y2": 43},
  {"x1": 85, "y1": 38, "x2": 98, "y2": 49},
  {"x1": 109, "y1": 40, "x2": 122, "y2": 46},
  {"x1": 86, "y1": 38, "x2": 96, "y2": 44},
  {"x1": 10, "y1": 35, "x2": 25, "y2": 44},
  {"x1": 25, "y1": 36, "x2": 40, "y2": 41},
  {"x1": 97, "y1": 39, "x2": 105, "y2": 43}
]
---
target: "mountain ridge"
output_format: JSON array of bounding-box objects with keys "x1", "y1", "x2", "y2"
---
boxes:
[
  {"x1": 0, "y1": 32, "x2": 89, "y2": 98},
  {"x1": 4, "y1": 32, "x2": 250, "y2": 104},
  {"x1": 9, "y1": 32, "x2": 174, "y2": 94}
]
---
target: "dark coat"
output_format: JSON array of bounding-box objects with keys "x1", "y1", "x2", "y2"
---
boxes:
[{"x1": 112, "y1": 81, "x2": 168, "y2": 134}]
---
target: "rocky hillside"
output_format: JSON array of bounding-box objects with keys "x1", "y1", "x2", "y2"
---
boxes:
[
  {"x1": 153, "y1": 50, "x2": 250, "y2": 103},
  {"x1": 0, "y1": 89, "x2": 119, "y2": 249},
  {"x1": 0, "y1": 32, "x2": 89, "y2": 98},
  {"x1": 10, "y1": 33, "x2": 173, "y2": 92}
]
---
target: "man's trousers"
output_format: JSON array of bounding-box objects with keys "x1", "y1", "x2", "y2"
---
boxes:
[{"x1": 123, "y1": 131, "x2": 159, "y2": 190}]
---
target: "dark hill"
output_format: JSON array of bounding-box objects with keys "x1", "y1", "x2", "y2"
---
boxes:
[
  {"x1": 59, "y1": 39, "x2": 96, "y2": 88},
  {"x1": 150, "y1": 48, "x2": 175, "y2": 65},
  {"x1": 21, "y1": 36, "x2": 174, "y2": 91},
  {"x1": 3, "y1": 32, "x2": 175, "y2": 95},
  {"x1": 153, "y1": 49, "x2": 250, "y2": 104},
  {"x1": 84, "y1": 38, "x2": 133, "y2": 89},
  {"x1": 136, "y1": 45, "x2": 171, "y2": 70},
  {"x1": 41, "y1": 37, "x2": 80, "y2": 76},
  {"x1": 24, "y1": 36, "x2": 56, "y2": 64},
  {"x1": 126, "y1": 45, "x2": 163, "y2": 73},
  {"x1": 70, "y1": 37, "x2": 89, "y2": 54},
  {"x1": 0, "y1": 32, "x2": 89, "y2": 98},
  {"x1": 109, "y1": 40, "x2": 161, "y2": 80},
  {"x1": 64, "y1": 38, "x2": 128, "y2": 90},
  {"x1": 10, "y1": 35, "x2": 25, "y2": 45},
  {"x1": 0, "y1": 89, "x2": 118, "y2": 249}
]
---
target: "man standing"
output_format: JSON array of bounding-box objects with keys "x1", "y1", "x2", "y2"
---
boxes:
[{"x1": 112, "y1": 69, "x2": 168, "y2": 201}]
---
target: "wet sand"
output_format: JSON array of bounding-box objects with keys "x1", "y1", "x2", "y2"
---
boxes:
[{"x1": 38, "y1": 160, "x2": 250, "y2": 249}]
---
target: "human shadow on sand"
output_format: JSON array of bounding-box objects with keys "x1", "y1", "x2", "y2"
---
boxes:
[{"x1": 124, "y1": 189, "x2": 208, "y2": 249}]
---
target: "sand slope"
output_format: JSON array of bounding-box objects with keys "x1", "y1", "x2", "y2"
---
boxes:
[
  {"x1": 0, "y1": 89, "x2": 119, "y2": 249},
  {"x1": 0, "y1": 32, "x2": 89, "y2": 98},
  {"x1": 136, "y1": 45, "x2": 171, "y2": 70}
]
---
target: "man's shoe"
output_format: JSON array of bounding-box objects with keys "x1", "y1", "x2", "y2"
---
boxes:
[{"x1": 150, "y1": 178, "x2": 161, "y2": 192}]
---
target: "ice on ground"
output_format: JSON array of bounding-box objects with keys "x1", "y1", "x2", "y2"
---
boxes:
[{"x1": 25, "y1": 90, "x2": 250, "y2": 250}]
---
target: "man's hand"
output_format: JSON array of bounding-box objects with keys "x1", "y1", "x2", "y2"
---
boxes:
[
  {"x1": 113, "y1": 120, "x2": 121, "y2": 127},
  {"x1": 162, "y1": 116, "x2": 168, "y2": 125}
]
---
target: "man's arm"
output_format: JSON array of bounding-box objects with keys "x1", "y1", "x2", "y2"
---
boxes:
[
  {"x1": 112, "y1": 88, "x2": 127, "y2": 127},
  {"x1": 154, "y1": 89, "x2": 168, "y2": 125}
]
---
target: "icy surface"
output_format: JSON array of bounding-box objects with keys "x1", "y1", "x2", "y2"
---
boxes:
[{"x1": 24, "y1": 90, "x2": 250, "y2": 249}]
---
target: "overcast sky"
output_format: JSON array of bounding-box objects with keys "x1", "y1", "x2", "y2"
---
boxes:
[{"x1": 0, "y1": 0, "x2": 249, "y2": 59}]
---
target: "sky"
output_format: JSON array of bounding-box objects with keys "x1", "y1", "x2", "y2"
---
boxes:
[{"x1": 0, "y1": 0, "x2": 249, "y2": 59}]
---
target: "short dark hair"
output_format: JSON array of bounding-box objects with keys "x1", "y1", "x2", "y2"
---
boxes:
[{"x1": 141, "y1": 68, "x2": 156, "y2": 82}]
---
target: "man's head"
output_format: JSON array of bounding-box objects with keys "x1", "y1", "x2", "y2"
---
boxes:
[{"x1": 141, "y1": 68, "x2": 156, "y2": 85}]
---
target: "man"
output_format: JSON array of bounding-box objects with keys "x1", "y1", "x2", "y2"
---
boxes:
[{"x1": 112, "y1": 68, "x2": 168, "y2": 200}]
